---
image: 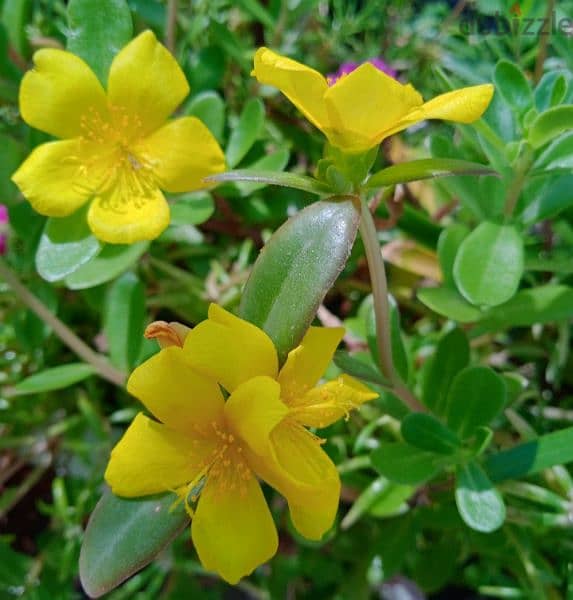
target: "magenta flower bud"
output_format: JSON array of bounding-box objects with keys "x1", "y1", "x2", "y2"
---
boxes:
[{"x1": 327, "y1": 58, "x2": 397, "y2": 86}]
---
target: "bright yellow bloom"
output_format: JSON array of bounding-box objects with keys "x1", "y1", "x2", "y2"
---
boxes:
[
  {"x1": 12, "y1": 31, "x2": 225, "y2": 244},
  {"x1": 252, "y1": 48, "x2": 494, "y2": 153},
  {"x1": 105, "y1": 304, "x2": 376, "y2": 584}
]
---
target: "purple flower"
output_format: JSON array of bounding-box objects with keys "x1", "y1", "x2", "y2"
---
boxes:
[
  {"x1": 327, "y1": 58, "x2": 397, "y2": 86},
  {"x1": 0, "y1": 204, "x2": 8, "y2": 255}
]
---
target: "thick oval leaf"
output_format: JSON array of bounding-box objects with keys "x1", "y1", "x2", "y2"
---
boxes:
[
  {"x1": 12, "y1": 363, "x2": 96, "y2": 395},
  {"x1": 104, "y1": 272, "x2": 146, "y2": 372},
  {"x1": 493, "y1": 60, "x2": 532, "y2": 113},
  {"x1": 534, "y1": 132, "x2": 573, "y2": 171},
  {"x1": 240, "y1": 199, "x2": 359, "y2": 363},
  {"x1": 80, "y1": 491, "x2": 188, "y2": 598},
  {"x1": 401, "y1": 413, "x2": 461, "y2": 455},
  {"x1": 225, "y1": 98, "x2": 265, "y2": 168},
  {"x1": 64, "y1": 242, "x2": 148, "y2": 290},
  {"x1": 371, "y1": 442, "x2": 445, "y2": 485},
  {"x1": 453, "y1": 222, "x2": 524, "y2": 307},
  {"x1": 184, "y1": 91, "x2": 226, "y2": 142},
  {"x1": 422, "y1": 328, "x2": 470, "y2": 416},
  {"x1": 170, "y1": 193, "x2": 215, "y2": 226},
  {"x1": 455, "y1": 462, "x2": 505, "y2": 533},
  {"x1": 520, "y1": 174, "x2": 573, "y2": 224},
  {"x1": 36, "y1": 209, "x2": 101, "y2": 283},
  {"x1": 437, "y1": 224, "x2": 469, "y2": 287},
  {"x1": 446, "y1": 366, "x2": 506, "y2": 439},
  {"x1": 534, "y1": 72, "x2": 568, "y2": 112},
  {"x1": 529, "y1": 106, "x2": 573, "y2": 149},
  {"x1": 417, "y1": 286, "x2": 483, "y2": 323},
  {"x1": 67, "y1": 0, "x2": 133, "y2": 84}
]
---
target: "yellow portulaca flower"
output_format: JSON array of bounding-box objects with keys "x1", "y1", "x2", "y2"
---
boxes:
[
  {"x1": 105, "y1": 304, "x2": 377, "y2": 584},
  {"x1": 252, "y1": 48, "x2": 494, "y2": 153},
  {"x1": 12, "y1": 31, "x2": 225, "y2": 244}
]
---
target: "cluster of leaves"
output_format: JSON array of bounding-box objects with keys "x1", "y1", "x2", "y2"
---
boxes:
[{"x1": 3, "y1": 0, "x2": 573, "y2": 598}]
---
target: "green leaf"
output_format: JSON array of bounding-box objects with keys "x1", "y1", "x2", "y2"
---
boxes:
[
  {"x1": 520, "y1": 175, "x2": 573, "y2": 224},
  {"x1": 446, "y1": 366, "x2": 506, "y2": 439},
  {"x1": 529, "y1": 106, "x2": 573, "y2": 149},
  {"x1": 12, "y1": 363, "x2": 96, "y2": 395},
  {"x1": 455, "y1": 462, "x2": 505, "y2": 533},
  {"x1": 225, "y1": 98, "x2": 265, "y2": 168},
  {"x1": 493, "y1": 60, "x2": 532, "y2": 113},
  {"x1": 79, "y1": 491, "x2": 188, "y2": 598},
  {"x1": 104, "y1": 272, "x2": 145, "y2": 372},
  {"x1": 1, "y1": 0, "x2": 32, "y2": 57},
  {"x1": 207, "y1": 169, "x2": 331, "y2": 196},
  {"x1": 36, "y1": 209, "x2": 101, "y2": 283},
  {"x1": 453, "y1": 222, "x2": 524, "y2": 307},
  {"x1": 170, "y1": 193, "x2": 215, "y2": 226},
  {"x1": 480, "y1": 285, "x2": 573, "y2": 329},
  {"x1": 533, "y1": 132, "x2": 573, "y2": 171},
  {"x1": 371, "y1": 442, "x2": 445, "y2": 485},
  {"x1": 534, "y1": 72, "x2": 568, "y2": 112},
  {"x1": 485, "y1": 426, "x2": 573, "y2": 483},
  {"x1": 333, "y1": 350, "x2": 390, "y2": 387},
  {"x1": 184, "y1": 91, "x2": 226, "y2": 142},
  {"x1": 437, "y1": 224, "x2": 469, "y2": 287},
  {"x1": 417, "y1": 286, "x2": 483, "y2": 323},
  {"x1": 64, "y1": 242, "x2": 148, "y2": 290},
  {"x1": 67, "y1": 0, "x2": 133, "y2": 84},
  {"x1": 234, "y1": 149, "x2": 290, "y2": 196},
  {"x1": 0, "y1": 134, "x2": 23, "y2": 202},
  {"x1": 366, "y1": 158, "x2": 496, "y2": 189},
  {"x1": 240, "y1": 199, "x2": 359, "y2": 363},
  {"x1": 402, "y1": 413, "x2": 461, "y2": 455},
  {"x1": 422, "y1": 328, "x2": 470, "y2": 416}
]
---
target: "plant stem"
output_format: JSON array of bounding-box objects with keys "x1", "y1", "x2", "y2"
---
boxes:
[
  {"x1": 358, "y1": 199, "x2": 425, "y2": 412},
  {"x1": 0, "y1": 258, "x2": 126, "y2": 387},
  {"x1": 504, "y1": 148, "x2": 533, "y2": 218},
  {"x1": 166, "y1": 0, "x2": 178, "y2": 54}
]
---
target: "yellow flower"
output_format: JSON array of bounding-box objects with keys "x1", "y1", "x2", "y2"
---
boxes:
[
  {"x1": 104, "y1": 304, "x2": 376, "y2": 584},
  {"x1": 252, "y1": 48, "x2": 494, "y2": 153},
  {"x1": 12, "y1": 31, "x2": 225, "y2": 244}
]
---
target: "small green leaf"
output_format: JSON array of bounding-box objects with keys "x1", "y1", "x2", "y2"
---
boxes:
[
  {"x1": 1, "y1": 0, "x2": 32, "y2": 57},
  {"x1": 333, "y1": 350, "x2": 390, "y2": 387},
  {"x1": 455, "y1": 462, "x2": 505, "y2": 533},
  {"x1": 80, "y1": 491, "x2": 188, "y2": 598},
  {"x1": 446, "y1": 366, "x2": 506, "y2": 439},
  {"x1": 67, "y1": 0, "x2": 133, "y2": 84},
  {"x1": 520, "y1": 174, "x2": 573, "y2": 224},
  {"x1": 401, "y1": 413, "x2": 461, "y2": 455},
  {"x1": 240, "y1": 199, "x2": 359, "y2": 363},
  {"x1": 422, "y1": 328, "x2": 470, "y2": 416},
  {"x1": 533, "y1": 132, "x2": 573, "y2": 171},
  {"x1": 371, "y1": 442, "x2": 444, "y2": 485},
  {"x1": 225, "y1": 98, "x2": 265, "y2": 168},
  {"x1": 36, "y1": 209, "x2": 101, "y2": 283},
  {"x1": 417, "y1": 286, "x2": 483, "y2": 323},
  {"x1": 184, "y1": 91, "x2": 226, "y2": 142},
  {"x1": 104, "y1": 272, "x2": 146, "y2": 372},
  {"x1": 234, "y1": 149, "x2": 290, "y2": 196},
  {"x1": 64, "y1": 242, "x2": 148, "y2": 290},
  {"x1": 493, "y1": 60, "x2": 532, "y2": 113},
  {"x1": 453, "y1": 222, "x2": 524, "y2": 307},
  {"x1": 366, "y1": 159, "x2": 495, "y2": 189},
  {"x1": 12, "y1": 363, "x2": 96, "y2": 395},
  {"x1": 437, "y1": 224, "x2": 469, "y2": 287},
  {"x1": 170, "y1": 193, "x2": 215, "y2": 226},
  {"x1": 529, "y1": 106, "x2": 573, "y2": 149}
]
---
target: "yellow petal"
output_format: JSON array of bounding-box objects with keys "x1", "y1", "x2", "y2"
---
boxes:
[
  {"x1": 192, "y1": 467, "x2": 277, "y2": 584},
  {"x1": 183, "y1": 304, "x2": 278, "y2": 393},
  {"x1": 127, "y1": 346, "x2": 225, "y2": 435},
  {"x1": 19, "y1": 48, "x2": 108, "y2": 139},
  {"x1": 105, "y1": 413, "x2": 215, "y2": 496},
  {"x1": 11, "y1": 139, "x2": 106, "y2": 217},
  {"x1": 87, "y1": 185, "x2": 169, "y2": 244},
  {"x1": 248, "y1": 420, "x2": 340, "y2": 540},
  {"x1": 278, "y1": 326, "x2": 344, "y2": 404},
  {"x1": 135, "y1": 117, "x2": 225, "y2": 193},
  {"x1": 290, "y1": 375, "x2": 378, "y2": 428},
  {"x1": 107, "y1": 30, "x2": 189, "y2": 138},
  {"x1": 323, "y1": 63, "x2": 423, "y2": 151},
  {"x1": 224, "y1": 376, "x2": 288, "y2": 456},
  {"x1": 252, "y1": 47, "x2": 330, "y2": 132},
  {"x1": 421, "y1": 84, "x2": 494, "y2": 123}
]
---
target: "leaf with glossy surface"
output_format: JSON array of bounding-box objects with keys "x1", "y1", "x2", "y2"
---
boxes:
[
  {"x1": 80, "y1": 491, "x2": 188, "y2": 598},
  {"x1": 519, "y1": 174, "x2": 573, "y2": 224},
  {"x1": 36, "y1": 209, "x2": 101, "y2": 283},
  {"x1": 417, "y1": 286, "x2": 483, "y2": 323},
  {"x1": 371, "y1": 442, "x2": 445, "y2": 485},
  {"x1": 225, "y1": 98, "x2": 265, "y2": 168},
  {"x1": 493, "y1": 60, "x2": 532, "y2": 113},
  {"x1": 453, "y1": 222, "x2": 524, "y2": 307},
  {"x1": 455, "y1": 462, "x2": 505, "y2": 533},
  {"x1": 67, "y1": 0, "x2": 133, "y2": 83},
  {"x1": 240, "y1": 199, "x2": 359, "y2": 363},
  {"x1": 12, "y1": 363, "x2": 96, "y2": 395},
  {"x1": 529, "y1": 106, "x2": 573, "y2": 148},
  {"x1": 534, "y1": 132, "x2": 573, "y2": 171},
  {"x1": 207, "y1": 169, "x2": 331, "y2": 195},
  {"x1": 437, "y1": 224, "x2": 469, "y2": 287},
  {"x1": 184, "y1": 91, "x2": 225, "y2": 142},
  {"x1": 401, "y1": 413, "x2": 461, "y2": 455},
  {"x1": 446, "y1": 366, "x2": 506, "y2": 439},
  {"x1": 170, "y1": 193, "x2": 215, "y2": 226}
]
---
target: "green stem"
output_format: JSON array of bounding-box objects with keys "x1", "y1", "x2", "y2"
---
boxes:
[
  {"x1": 0, "y1": 258, "x2": 126, "y2": 387},
  {"x1": 166, "y1": 0, "x2": 178, "y2": 54},
  {"x1": 504, "y1": 149, "x2": 534, "y2": 218},
  {"x1": 358, "y1": 199, "x2": 425, "y2": 412}
]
